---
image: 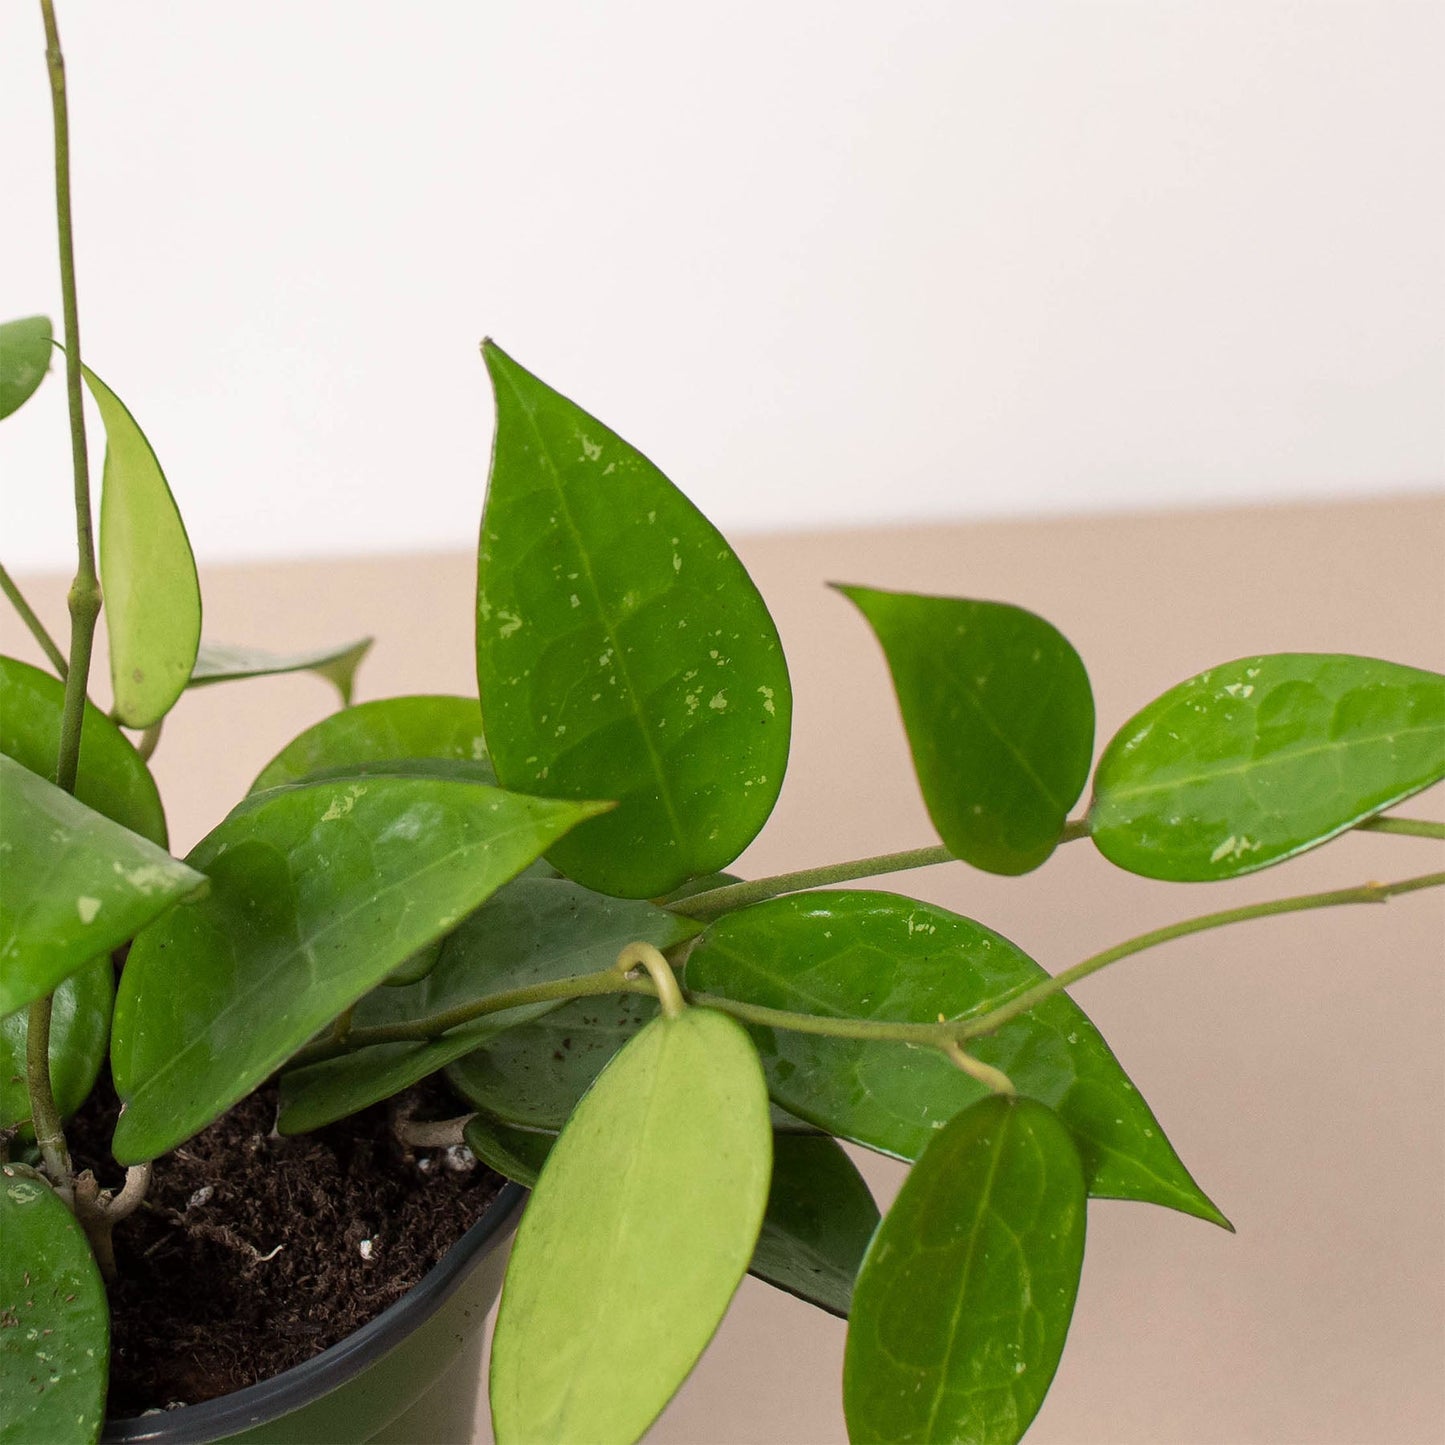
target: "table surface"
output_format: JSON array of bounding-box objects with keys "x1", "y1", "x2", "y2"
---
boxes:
[{"x1": 6, "y1": 496, "x2": 1443, "y2": 1445}]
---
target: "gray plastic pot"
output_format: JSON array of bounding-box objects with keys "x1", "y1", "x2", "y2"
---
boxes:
[{"x1": 101, "y1": 1183, "x2": 525, "y2": 1445}]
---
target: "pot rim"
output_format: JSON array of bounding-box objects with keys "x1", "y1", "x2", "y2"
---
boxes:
[{"x1": 101, "y1": 1180, "x2": 526, "y2": 1443}]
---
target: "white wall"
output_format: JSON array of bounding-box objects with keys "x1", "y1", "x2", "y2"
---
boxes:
[{"x1": 2, "y1": 1, "x2": 1441, "y2": 571}]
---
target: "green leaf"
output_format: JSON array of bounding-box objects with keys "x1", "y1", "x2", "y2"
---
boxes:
[
  {"x1": 275, "y1": 874, "x2": 698, "y2": 1133},
  {"x1": 110, "y1": 778, "x2": 608, "y2": 1164},
  {"x1": 477, "y1": 341, "x2": 792, "y2": 898},
  {"x1": 750, "y1": 1132, "x2": 879, "y2": 1319},
  {"x1": 447, "y1": 991, "x2": 658, "y2": 1129},
  {"x1": 189, "y1": 637, "x2": 373, "y2": 704},
  {"x1": 0, "y1": 960, "x2": 113, "y2": 1135},
  {"x1": 0, "y1": 1164, "x2": 109, "y2": 1445},
  {"x1": 0, "y1": 756, "x2": 206, "y2": 1017},
  {"x1": 0, "y1": 655, "x2": 167, "y2": 846},
  {"x1": 0, "y1": 317, "x2": 53, "y2": 420},
  {"x1": 250, "y1": 694, "x2": 490, "y2": 793},
  {"x1": 82, "y1": 363, "x2": 201, "y2": 729},
  {"x1": 1089, "y1": 653, "x2": 1445, "y2": 881},
  {"x1": 838, "y1": 586, "x2": 1094, "y2": 875},
  {"x1": 843, "y1": 1096, "x2": 1086, "y2": 1445},
  {"x1": 684, "y1": 891, "x2": 1226, "y2": 1226},
  {"x1": 490, "y1": 1007, "x2": 772, "y2": 1445},
  {"x1": 463, "y1": 1113, "x2": 875, "y2": 1319}
]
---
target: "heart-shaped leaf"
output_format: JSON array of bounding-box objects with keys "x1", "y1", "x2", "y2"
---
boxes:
[
  {"x1": 838, "y1": 585, "x2": 1094, "y2": 875},
  {"x1": 250, "y1": 694, "x2": 490, "y2": 793},
  {"x1": 490, "y1": 1007, "x2": 772, "y2": 1445},
  {"x1": 1090, "y1": 654, "x2": 1445, "y2": 880},
  {"x1": 0, "y1": 1164, "x2": 109, "y2": 1445},
  {"x1": 110, "y1": 778, "x2": 607, "y2": 1164},
  {"x1": 843, "y1": 1096, "x2": 1086, "y2": 1445},
  {"x1": 684, "y1": 891, "x2": 1225, "y2": 1226},
  {"x1": 0, "y1": 655, "x2": 167, "y2": 846},
  {"x1": 82, "y1": 363, "x2": 201, "y2": 729},
  {"x1": 276, "y1": 874, "x2": 697, "y2": 1133},
  {"x1": 189, "y1": 637, "x2": 373, "y2": 704},
  {"x1": 0, "y1": 316, "x2": 53, "y2": 420},
  {"x1": 477, "y1": 342, "x2": 791, "y2": 898},
  {"x1": 0, "y1": 756, "x2": 205, "y2": 1017},
  {"x1": 0, "y1": 960, "x2": 113, "y2": 1135}
]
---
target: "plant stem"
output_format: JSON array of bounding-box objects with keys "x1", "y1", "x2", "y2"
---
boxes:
[
  {"x1": 0, "y1": 563, "x2": 68, "y2": 676},
  {"x1": 1356, "y1": 816, "x2": 1445, "y2": 841},
  {"x1": 953, "y1": 867, "x2": 1445, "y2": 1042},
  {"x1": 29, "y1": 0, "x2": 97, "y2": 1204},
  {"x1": 615, "y1": 941, "x2": 685, "y2": 1019}
]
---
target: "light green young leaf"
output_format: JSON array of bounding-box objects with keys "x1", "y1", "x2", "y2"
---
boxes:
[
  {"x1": 0, "y1": 1165, "x2": 110, "y2": 1445},
  {"x1": 684, "y1": 891, "x2": 1226, "y2": 1226},
  {"x1": 843, "y1": 1096, "x2": 1086, "y2": 1445},
  {"x1": 189, "y1": 637, "x2": 373, "y2": 704},
  {"x1": 250, "y1": 694, "x2": 490, "y2": 793},
  {"x1": 490, "y1": 1007, "x2": 772, "y2": 1445},
  {"x1": 0, "y1": 316, "x2": 53, "y2": 420},
  {"x1": 0, "y1": 960, "x2": 113, "y2": 1135},
  {"x1": 110, "y1": 777, "x2": 607, "y2": 1164},
  {"x1": 0, "y1": 654, "x2": 167, "y2": 846},
  {"x1": 1090, "y1": 653, "x2": 1445, "y2": 880},
  {"x1": 82, "y1": 363, "x2": 201, "y2": 728},
  {"x1": 477, "y1": 341, "x2": 792, "y2": 898},
  {"x1": 0, "y1": 756, "x2": 205, "y2": 1017},
  {"x1": 838, "y1": 586, "x2": 1094, "y2": 875}
]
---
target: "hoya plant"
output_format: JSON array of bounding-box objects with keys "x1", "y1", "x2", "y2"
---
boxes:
[{"x1": 3, "y1": 7, "x2": 1443, "y2": 1444}]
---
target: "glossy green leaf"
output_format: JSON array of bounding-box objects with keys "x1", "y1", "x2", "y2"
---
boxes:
[
  {"x1": 275, "y1": 874, "x2": 697, "y2": 1133},
  {"x1": 0, "y1": 655, "x2": 167, "y2": 846},
  {"x1": 685, "y1": 891, "x2": 1225, "y2": 1226},
  {"x1": 0, "y1": 1164, "x2": 109, "y2": 1445},
  {"x1": 463, "y1": 1113, "x2": 874, "y2": 1319},
  {"x1": 0, "y1": 960, "x2": 113, "y2": 1134},
  {"x1": 838, "y1": 586, "x2": 1094, "y2": 875},
  {"x1": 189, "y1": 637, "x2": 373, "y2": 704},
  {"x1": 750, "y1": 1132, "x2": 879, "y2": 1319},
  {"x1": 0, "y1": 756, "x2": 205, "y2": 1017},
  {"x1": 82, "y1": 363, "x2": 201, "y2": 728},
  {"x1": 0, "y1": 316, "x2": 52, "y2": 420},
  {"x1": 1090, "y1": 653, "x2": 1445, "y2": 881},
  {"x1": 843, "y1": 1096, "x2": 1086, "y2": 1445},
  {"x1": 250, "y1": 694, "x2": 490, "y2": 793},
  {"x1": 477, "y1": 342, "x2": 792, "y2": 898},
  {"x1": 110, "y1": 778, "x2": 607, "y2": 1164},
  {"x1": 490, "y1": 1007, "x2": 772, "y2": 1445}
]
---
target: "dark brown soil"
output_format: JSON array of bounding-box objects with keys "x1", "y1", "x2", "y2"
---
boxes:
[{"x1": 66, "y1": 1072, "x2": 504, "y2": 1420}]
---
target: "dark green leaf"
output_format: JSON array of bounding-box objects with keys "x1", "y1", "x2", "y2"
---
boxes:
[
  {"x1": 750, "y1": 1132, "x2": 878, "y2": 1319},
  {"x1": 1090, "y1": 653, "x2": 1445, "y2": 881},
  {"x1": 83, "y1": 363, "x2": 201, "y2": 729},
  {"x1": 0, "y1": 317, "x2": 53, "y2": 420},
  {"x1": 110, "y1": 778, "x2": 607, "y2": 1164},
  {"x1": 189, "y1": 637, "x2": 373, "y2": 704},
  {"x1": 0, "y1": 961, "x2": 113, "y2": 1135},
  {"x1": 276, "y1": 874, "x2": 697, "y2": 1133},
  {"x1": 462, "y1": 1111, "x2": 554, "y2": 1186},
  {"x1": 843, "y1": 1096, "x2": 1086, "y2": 1445},
  {"x1": 250, "y1": 694, "x2": 490, "y2": 793},
  {"x1": 490, "y1": 1008, "x2": 772, "y2": 1445},
  {"x1": 477, "y1": 341, "x2": 792, "y2": 898},
  {"x1": 0, "y1": 655, "x2": 167, "y2": 846},
  {"x1": 684, "y1": 891, "x2": 1226, "y2": 1226},
  {"x1": 0, "y1": 756, "x2": 205, "y2": 1017},
  {"x1": 0, "y1": 1164, "x2": 109, "y2": 1445},
  {"x1": 837, "y1": 586, "x2": 1093, "y2": 875}
]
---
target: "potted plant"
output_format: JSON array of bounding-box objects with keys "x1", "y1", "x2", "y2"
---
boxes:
[{"x1": 4, "y1": 5, "x2": 1443, "y2": 1443}]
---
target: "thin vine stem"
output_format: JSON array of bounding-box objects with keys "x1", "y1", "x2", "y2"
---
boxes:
[
  {"x1": 30, "y1": 0, "x2": 97, "y2": 1203},
  {"x1": 0, "y1": 563, "x2": 68, "y2": 676},
  {"x1": 295, "y1": 867, "x2": 1445, "y2": 1067},
  {"x1": 1356, "y1": 816, "x2": 1445, "y2": 841}
]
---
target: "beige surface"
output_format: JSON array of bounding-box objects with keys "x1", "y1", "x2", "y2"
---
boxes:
[{"x1": 5, "y1": 497, "x2": 1443, "y2": 1444}]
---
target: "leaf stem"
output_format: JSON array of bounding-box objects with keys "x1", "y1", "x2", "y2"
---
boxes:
[
  {"x1": 0, "y1": 563, "x2": 68, "y2": 676},
  {"x1": 615, "y1": 941, "x2": 685, "y2": 1019},
  {"x1": 1356, "y1": 816, "x2": 1445, "y2": 841},
  {"x1": 26, "y1": 998, "x2": 73, "y2": 1204}
]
